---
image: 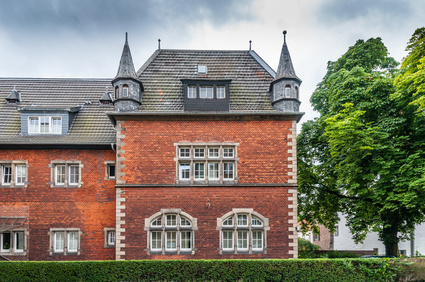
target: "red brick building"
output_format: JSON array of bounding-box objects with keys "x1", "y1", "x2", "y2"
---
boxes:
[{"x1": 0, "y1": 31, "x2": 303, "y2": 260}]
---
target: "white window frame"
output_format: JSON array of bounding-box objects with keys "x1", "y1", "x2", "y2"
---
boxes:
[
  {"x1": 200, "y1": 86, "x2": 213, "y2": 99},
  {"x1": 103, "y1": 228, "x2": 116, "y2": 248},
  {"x1": 216, "y1": 86, "x2": 226, "y2": 99},
  {"x1": 144, "y1": 209, "x2": 197, "y2": 255},
  {"x1": 104, "y1": 161, "x2": 116, "y2": 180},
  {"x1": 28, "y1": 116, "x2": 62, "y2": 134},
  {"x1": 187, "y1": 86, "x2": 196, "y2": 98},
  {"x1": 0, "y1": 161, "x2": 28, "y2": 188},
  {"x1": 1, "y1": 230, "x2": 27, "y2": 255},
  {"x1": 175, "y1": 142, "x2": 239, "y2": 184},
  {"x1": 222, "y1": 231, "x2": 234, "y2": 251},
  {"x1": 217, "y1": 209, "x2": 269, "y2": 254},
  {"x1": 50, "y1": 161, "x2": 83, "y2": 188},
  {"x1": 67, "y1": 231, "x2": 79, "y2": 253},
  {"x1": 49, "y1": 228, "x2": 81, "y2": 255}
]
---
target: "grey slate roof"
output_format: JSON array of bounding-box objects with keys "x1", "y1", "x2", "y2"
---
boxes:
[
  {"x1": 113, "y1": 33, "x2": 139, "y2": 82},
  {"x1": 0, "y1": 78, "x2": 115, "y2": 145},
  {"x1": 274, "y1": 33, "x2": 301, "y2": 83},
  {"x1": 136, "y1": 49, "x2": 276, "y2": 112}
]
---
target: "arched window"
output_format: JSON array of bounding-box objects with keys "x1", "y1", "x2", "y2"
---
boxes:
[
  {"x1": 122, "y1": 85, "x2": 129, "y2": 97},
  {"x1": 285, "y1": 85, "x2": 291, "y2": 97},
  {"x1": 114, "y1": 86, "x2": 119, "y2": 100},
  {"x1": 295, "y1": 86, "x2": 299, "y2": 99},
  {"x1": 217, "y1": 209, "x2": 269, "y2": 254},
  {"x1": 144, "y1": 209, "x2": 197, "y2": 255}
]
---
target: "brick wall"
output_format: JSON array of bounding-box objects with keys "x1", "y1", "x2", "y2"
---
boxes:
[{"x1": 0, "y1": 149, "x2": 116, "y2": 261}]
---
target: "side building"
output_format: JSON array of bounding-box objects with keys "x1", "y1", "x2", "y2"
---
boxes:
[{"x1": 0, "y1": 31, "x2": 303, "y2": 260}]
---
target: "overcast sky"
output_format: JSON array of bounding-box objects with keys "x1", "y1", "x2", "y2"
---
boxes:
[{"x1": 1, "y1": 0, "x2": 424, "y2": 124}]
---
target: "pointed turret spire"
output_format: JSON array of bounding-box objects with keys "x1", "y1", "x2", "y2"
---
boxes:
[
  {"x1": 114, "y1": 32, "x2": 138, "y2": 80},
  {"x1": 274, "y1": 30, "x2": 301, "y2": 83}
]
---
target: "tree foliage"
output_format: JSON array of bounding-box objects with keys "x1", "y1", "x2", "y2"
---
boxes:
[{"x1": 298, "y1": 29, "x2": 425, "y2": 256}]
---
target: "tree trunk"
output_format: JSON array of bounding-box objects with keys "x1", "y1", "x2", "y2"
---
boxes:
[{"x1": 381, "y1": 213, "x2": 400, "y2": 257}]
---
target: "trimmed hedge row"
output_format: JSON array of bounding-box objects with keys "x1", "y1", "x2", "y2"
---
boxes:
[{"x1": 0, "y1": 259, "x2": 398, "y2": 281}]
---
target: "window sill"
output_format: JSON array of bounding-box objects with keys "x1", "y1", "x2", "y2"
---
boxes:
[
  {"x1": 103, "y1": 244, "x2": 115, "y2": 248},
  {"x1": 0, "y1": 251, "x2": 27, "y2": 256}
]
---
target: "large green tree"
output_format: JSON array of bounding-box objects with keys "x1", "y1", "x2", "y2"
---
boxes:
[{"x1": 298, "y1": 29, "x2": 425, "y2": 256}]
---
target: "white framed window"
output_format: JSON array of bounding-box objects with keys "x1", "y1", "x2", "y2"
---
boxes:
[
  {"x1": 175, "y1": 142, "x2": 238, "y2": 184},
  {"x1": 285, "y1": 86, "x2": 291, "y2": 97},
  {"x1": 50, "y1": 161, "x2": 82, "y2": 188},
  {"x1": 208, "y1": 162, "x2": 219, "y2": 180},
  {"x1": 1, "y1": 230, "x2": 26, "y2": 254},
  {"x1": 28, "y1": 116, "x2": 62, "y2": 134},
  {"x1": 208, "y1": 148, "x2": 219, "y2": 158},
  {"x1": 107, "y1": 231, "x2": 115, "y2": 246},
  {"x1": 104, "y1": 161, "x2": 116, "y2": 180},
  {"x1": 49, "y1": 228, "x2": 81, "y2": 255},
  {"x1": 179, "y1": 163, "x2": 190, "y2": 180},
  {"x1": 217, "y1": 209, "x2": 269, "y2": 254},
  {"x1": 103, "y1": 228, "x2": 115, "y2": 248},
  {"x1": 217, "y1": 86, "x2": 225, "y2": 99},
  {"x1": 179, "y1": 148, "x2": 190, "y2": 158},
  {"x1": 200, "y1": 86, "x2": 213, "y2": 99},
  {"x1": 0, "y1": 161, "x2": 28, "y2": 187},
  {"x1": 194, "y1": 163, "x2": 205, "y2": 180},
  {"x1": 187, "y1": 86, "x2": 196, "y2": 98},
  {"x1": 145, "y1": 210, "x2": 197, "y2": 255}
]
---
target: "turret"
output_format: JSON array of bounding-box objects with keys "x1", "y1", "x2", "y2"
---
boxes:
[
  {"x1": 270, "y1": 30, "x2": 301, "y2": 112},
  {"x1": 112, "y1": 33, "x2": 143, "y2": 112}
]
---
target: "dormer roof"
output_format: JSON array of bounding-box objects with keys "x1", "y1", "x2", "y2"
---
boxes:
[
  {"x1": 273, "y1": 31, "x2": 302, "y2": 84},
  {"x1": 6, "y1": 86, "x2": 21, "y2": 103},
  {"x1": 112, "y1": 33, "x2": 139, "y2": 84}
]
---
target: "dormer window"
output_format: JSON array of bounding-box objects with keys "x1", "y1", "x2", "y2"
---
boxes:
[
  {"x1": 122, "y1": 85, "x2": 129, "y2": 97},
  {"x1": 28, "y1": 117, "x2": 62, "y2": 134},
  {"x1": 217, "y1": 86, "x2": 225, "y2": 99},
  {"x1": 188, "y1": 86, "x2": 196, "y2": 98},
  {"x1": 182, "y1": 79, "x2": 231, "y2": 112},
  {"x1": 200, "y1": 86, "x2": 213, "y2": 99}
]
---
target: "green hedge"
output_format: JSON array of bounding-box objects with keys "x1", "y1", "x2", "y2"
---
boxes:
[{"x1": 0, "y1": 259, "x2": 399, "y2": 281}]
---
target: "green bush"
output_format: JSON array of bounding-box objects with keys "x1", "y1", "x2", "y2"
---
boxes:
[
  {"x1": 0, "y1": 259, "x2": 402, "y2": 281},
  {"x1": 298, "y1": 237, "x2": 320, "y2": 258}
]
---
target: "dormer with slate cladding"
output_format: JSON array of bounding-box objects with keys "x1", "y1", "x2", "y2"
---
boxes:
[
  {"x1": 112, "y1": 33, "x2": 144, "y2": 112},
  {"x1": 270, "y1": 31, "x2": 302, "y2": 112}
]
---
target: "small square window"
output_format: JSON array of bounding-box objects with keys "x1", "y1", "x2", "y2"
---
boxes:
[
  {"x1": 108, "y1": 165, "x2": 116, "y2": 179},
  {"x1": 237, "y1": 214, "x2": 248, "y2": 226},
  {"x1": 194, "y1": 148, "x2": 205, "y2": 158},
  {"x1": 208, "y1": 148, "x2": 219, "y2": 158},
  {"x1": 166, "y1": 214, "x2": 177, "y2": 227},
  {"x1": 50, "y1": 228, "x2": 80, "y2": 255},
  {"x1": 107, "y1": 231, "x2": 115, "y2": 246},
  {"x1": 223, "y1": 148, "x2": 234, "y2": 158},
  {"x1": 197, "y1": 65, "x2": 207, "y2": 74},
  {"x1": 179, "y1": 148, "x2": 190, "y2": 158}
]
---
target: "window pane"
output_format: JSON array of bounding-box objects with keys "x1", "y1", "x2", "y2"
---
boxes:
[
  {"x1": 69, "y1": 165, "x2": 79, "y2": 185},
  {"x1": 237, "y1": 231, "x2": 248, "y2": 250},
  {"x1": 29, "y1": 117, "x2": 39, "y2": 133},
  {"x1": 223, "y1": 162, "x2": 234, "y2": 179},
  {"x1": 179, "y1": 148, "x2": 190, "y2": 158},
  {"x1": 194, "y1": 148, "x2": 205, "y2": 158},
  {"x1": 52, "y1": 117, "x2": 62, "y2": 134},
  {"x1": 179, "y1": 163, "x2": 190, "y2": 180},
  {"x1": 223, "y1": 148, "x2": 234, "y2": 158},
  {"x1": 194, "y1": 163, "x2": 205, "y2": 180},
  {"x1": 55, "y1": 165, "x2": 66, "y2": 185},
  {"x1": 188, "y1": 86, "x2": 196, "y2": 98},
  {"x1": 222, "y1": 231, "x2": 233, "y2": 250},
  {"x1": 285, "y1": 86, "x2": 291, "y2": 97},
  {"x1": 181, "y1": 217, "x2": 191, "y2": 226},
  {"x1": 252, "y1": 216, "x2": 263, "y2": 226},
  {"x1": 40, "y1": 117, "x2": 50, "y2": 133},
  {"x1": 208, "y1": 148, "x2": 219, "y2": 158},
  {"x1": 217, "y1": 86, "x2": 225, "y2": 98},
  {"x1": 166, "y1": 231, "x2": 177, "y2": 250},
  {"x1": 15, "y1": 232, "x2": 24, "y2": 251},
  {"x1": 208, "y1": 162, "x2": 219, "y2": 180},
  {"x1": 252, "y1": 231, "x2": 263, "y2": 249},
  {"x1": 237, "y1": 214, "x2": 248, "y2": 226},
  {"x1": 200, "y1": 86, "x2": 213, "y2": 98},
  {"x1": 16, "y1": 165, "x2": 26, "y2": 185},
  {"x1": 123, "y1": 87, "x2": 129, "y2": 97},
  {"x1": 54, "y1": 232, "x2": 65, "y2": 252},
  {"x1": 223, "y1": 217, "x2": 233, "y2": 226},
  {"x1": 68, "y1": 232, "x2": 78, "y2": 252},
  {"x1": 166, "y1": 214, "x2": 177, "y2": 226},
  {"x1": 151, "y1": 217, "x2": 162, "y2": 227},
  {"x1": 108, "y1": 165, "x2": 116, "y2": 179},
  {"x1": 107, "y1": 231, "x2": 115, "y2": 246},
  {"x1": 2, "y1": 165, "x2": 12, "y2": 184},
  {"x1": 151, "y1": 232, "x2": 162, "y2": 250},
  {"x1": 180, "y1": 231, "x2": 192, "y2": 250},
  {"x1": 1, "y1": 232, "x2": 11, "y2": 251}
]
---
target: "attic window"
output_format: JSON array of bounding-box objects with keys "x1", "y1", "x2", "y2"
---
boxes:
[{"x1": 197, "y1": 65, "x2": 207, "y2": 74}]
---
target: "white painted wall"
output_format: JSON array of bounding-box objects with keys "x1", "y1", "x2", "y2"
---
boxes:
[{"x1": 333, "y1": 213, "x2": 425, "y2": 256}]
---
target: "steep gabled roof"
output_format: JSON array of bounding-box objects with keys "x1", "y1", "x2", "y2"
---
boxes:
[
  {"x1": 0, "y1": 78, "x2": 115, "y2": 146},
  {"x1": 136, "y1": 49, "x2": 276, "y2": 112}
]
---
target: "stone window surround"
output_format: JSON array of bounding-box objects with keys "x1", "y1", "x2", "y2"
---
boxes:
[
  {"x1": 0, "y1": 160, "x2": 29, "y2": 188},
  {"x1": 49, "y1": 160, "x2": 83, "y2": 188},
  {"x1": 104, "y1": 161, "x2": 116, "y2": 180},
  {"x1": 48, "y1": 228, "x2": 82, "y2": 256},
  {"x1": 0, "y1": 228, "x2": 28, "y2": 255},
  {"x1": 216, "y1": 208, "x2": 270, "y2": 255},
  {"x1": 103, "y1": 227, "x2": 116, "y2": 248},
  {"x1": 174, "y1": 141, "x2": 239, "y2": 185},
  {"x1": 144, "y1": 209, "x2": 198, "y2": 255}
]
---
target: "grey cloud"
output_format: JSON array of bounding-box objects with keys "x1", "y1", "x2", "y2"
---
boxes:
[{"x1": 315, "y1": 0, "x2": 412, "y2": 27}]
